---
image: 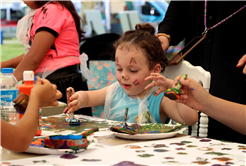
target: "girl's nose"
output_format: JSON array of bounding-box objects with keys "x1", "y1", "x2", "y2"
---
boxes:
[{"x1": 122, "y1": 74, "x2": 129, "y2": 80}]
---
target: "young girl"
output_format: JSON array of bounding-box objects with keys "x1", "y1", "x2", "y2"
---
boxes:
[
  {"x1": 1, "y1": 77, "x2": 62, "y2": 152},
  {"x1": 1, "y1": 1, "x2": 91, "y2": 116},
  {"x1": 64, "y1": 23, "x2": 198, "y2": 125}
]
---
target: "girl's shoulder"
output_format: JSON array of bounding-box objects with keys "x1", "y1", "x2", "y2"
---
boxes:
[
  {"x1": 34, "y1": 2, "x2": 70, "y2": 22},
  {"x1": 37, "y1": 2, "x2": 64, "y2": 13}
]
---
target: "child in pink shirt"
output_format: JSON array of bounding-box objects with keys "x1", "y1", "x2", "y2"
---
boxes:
[{"x1": 1, "y1": 1, "x2": 92, "y2": 116}]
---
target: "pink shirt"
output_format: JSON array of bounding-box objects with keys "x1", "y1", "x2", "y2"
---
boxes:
[{"x1": 30, "y1": 2, "x2": 80, "y2": 74}]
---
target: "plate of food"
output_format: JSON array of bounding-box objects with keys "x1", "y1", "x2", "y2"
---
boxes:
[
  {"x1": 25, "y1": 136, "x2": 97, "y2": 155},
  {"x1": 110, "y1": 123, "x2": 186, "y2": 140}
]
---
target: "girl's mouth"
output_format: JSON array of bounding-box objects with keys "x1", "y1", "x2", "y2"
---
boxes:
[{"x1": 123, "y1": 84, "x2": 131, "y2": 89}]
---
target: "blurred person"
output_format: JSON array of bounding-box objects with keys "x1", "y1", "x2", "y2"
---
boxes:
[
  {"x1": 174, "y1": 75, "x2": 245, "y2": 136},
  {"x1": 1, "y1": 77, "x2": 62, "y2": 152},
  {"x1": 1, "y1": 1, "x2": 92, "y2": 116},
  {"x1": 157, "y1": 1, "x2": 246, "y2": 143}
]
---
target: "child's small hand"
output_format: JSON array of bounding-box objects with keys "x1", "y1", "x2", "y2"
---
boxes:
[
  {"x1": 145, "y1": 73, "x2": 174, "y2": 96},
  {"x1": 31, "y1": 77, "x2": 62, "y2": 107},
  {"x1": 64, "y1": 88, "x2": 81, "y2": 114}
]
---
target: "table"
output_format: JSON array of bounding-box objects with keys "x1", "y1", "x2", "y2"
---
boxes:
[{"x1": 1, "y1": 115, "x2": 246, "y2": 165}]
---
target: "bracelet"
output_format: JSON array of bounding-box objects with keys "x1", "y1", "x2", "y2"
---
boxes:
[{"x1": 155, "y1": 33, "x2": 171, "y2": 42}]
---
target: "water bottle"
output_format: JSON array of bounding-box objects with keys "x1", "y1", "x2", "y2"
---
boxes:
[{"x1": 0, "y1": 68, "x2": 19, "y2": 125}]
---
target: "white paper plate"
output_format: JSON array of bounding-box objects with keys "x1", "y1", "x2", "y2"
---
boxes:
[
  {"x1": 25, "y1": 136, "x2": 97, "y2": 154},
  {"x1": 113, "y1": 127, "x2": 186, "y2": 140}
]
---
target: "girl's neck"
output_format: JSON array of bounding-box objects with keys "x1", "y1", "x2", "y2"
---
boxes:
[{"x1": 138, "y1": 88, "x2": 151, "y2": 99}]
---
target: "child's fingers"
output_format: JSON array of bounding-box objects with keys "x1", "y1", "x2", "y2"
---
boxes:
[
  {"x1": 155, "y1": 78, "x2": 171, "y2": 89},
  {"x1": 67, "y1": 107, "x2": 76, "y2": 114},
  {"x1": 150, "y1": 73, "x2": 161, "y2": 77},
  {"x1": 69, "y1": 100, "x2": 78, "y2": 108},
  {"x1": 144, "y1": 82, "x2": 155, "y2": 89},
  {"x1": 69, "y1": 93, "x2": 79, "y2": 101},
  {"x1": 47, "y1": 100, "x2": 59, "y2": 107},
  {"x1": 63, "y1": 107, "x2": 68, "y2": 113},
  {"x1": 51, "y1": 84, "x2": 57, "y2": 91},
  {"x1": 55, "y1": 90, "x2": 63, "y2": 100},
  {"x1": 65, "y1": 100, "x2": 79, "y2": 114},
  {"x1": 55, "y1": 90, "x2": 63, "y2": 99},
  {"x1": 41, "y1": 79, "x2": 49, "y2": 84},
  {"x1": 156, "y1": 75, "x2": 167, "y2": 80},
  {"x1": 154, "y1": 89, "x2": 162, "y2": 97},
  {"x1": 146, "y1": 74, "x2": 166, "y2": 81},
  {"x1": 34, "y1": 77, "x2": 42, "y2": 85},
  {"x1": 145, "y1": 75, "x2": 157, "y2": 81},
  {"x1": 67, "y1": 87, "x2": 75, "y2": 94},
  {"x1": 71, "y1": 88, "x2": 75, "y2": 94}
]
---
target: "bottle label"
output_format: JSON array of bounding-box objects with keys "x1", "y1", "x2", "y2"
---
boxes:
[{"x1": 0, "y1": 89, "x2": 19, "y2": 106}]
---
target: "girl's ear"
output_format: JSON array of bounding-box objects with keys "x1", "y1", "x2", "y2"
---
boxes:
[{"x1": 152, "y1": 64, "x2": 161, "y2": 73}]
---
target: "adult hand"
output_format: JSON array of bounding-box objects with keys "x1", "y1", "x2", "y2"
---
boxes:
[
  {"x1": 175, "y1": 76, "x2": 211, "y2": 111},
  {"x1": 31, "y1": 77, "x2": 62, "y2": 107},
  {"x1": 157, "y1": 36, "x2": 169, "y2": 52},
  {"x1": 145, "y1": 73, "x2": 174, "y2": 97},
  {"x1": 237, "y1": 54, "x2": 246, "y2": 74}
]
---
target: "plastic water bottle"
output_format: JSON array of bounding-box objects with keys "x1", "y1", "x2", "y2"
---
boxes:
[{"x1": 0, "y1": 68, "x2": 19, "y2": 125}]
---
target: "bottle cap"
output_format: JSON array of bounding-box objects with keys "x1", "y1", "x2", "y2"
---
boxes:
[
  {"x1": 23, "y1": 71, "x2": 34, "y2": 81},
  {"x1": 1, "y1": 68, "x2": 14, "y2": 74}
]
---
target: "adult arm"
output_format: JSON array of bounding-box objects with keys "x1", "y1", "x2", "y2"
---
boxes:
[
  {"x1": 13, "y1": 31, "x2": 55, "y2": 81},
  {"x1": 177, "y1": 77, "x2": 246, "y2": 135},
  {"x1": 205, "y1": 96, "x2": 246, "y2": 135}
]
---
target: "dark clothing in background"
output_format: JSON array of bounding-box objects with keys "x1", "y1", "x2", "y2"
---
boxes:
[
  {"x1": 158, "y1": 1, "x2": 246, "y2": 143},
  {"x1": 46, "y1": 65, "x2": 92, "y2": 116}
]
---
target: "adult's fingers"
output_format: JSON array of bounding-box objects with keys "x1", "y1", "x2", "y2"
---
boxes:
[{"x1": 237, "y1": 54, "x2": 246, "y2": 67}]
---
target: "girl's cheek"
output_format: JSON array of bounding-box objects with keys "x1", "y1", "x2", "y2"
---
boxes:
[
  {"x1": 132, "y1": 79, "x2": 140, "y2": 86},
  {"x1": 116, "y1": 74, "x2": 121, "y2": 82}
]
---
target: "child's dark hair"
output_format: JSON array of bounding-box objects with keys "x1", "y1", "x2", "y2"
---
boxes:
[
  {"x1": 35, "y1": 1, "x2": 85, "y2": 42},
  {"x1": 114, "y1": 23, "x2": 168, "y2": 72}
]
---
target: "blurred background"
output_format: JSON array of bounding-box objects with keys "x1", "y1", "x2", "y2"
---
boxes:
[{"x1": 1, "y1": 1, "x2": 184, "y2": 62}]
